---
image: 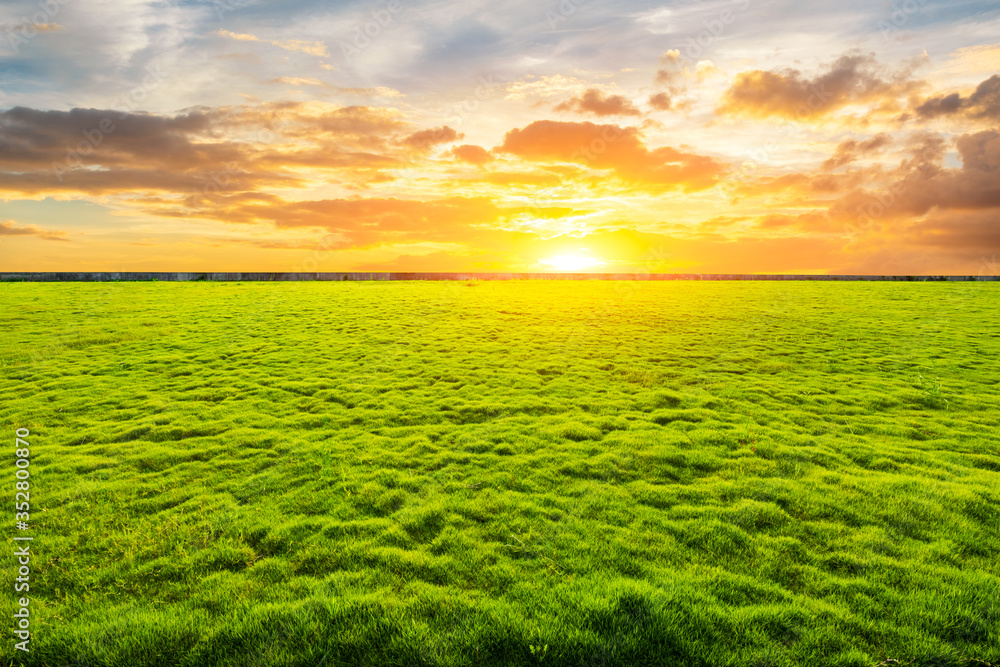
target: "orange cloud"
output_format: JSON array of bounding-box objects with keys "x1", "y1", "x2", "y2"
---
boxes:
[
  {"x1": 402, "y1": 126, "x2": 462, "y2": 151},
  {"x1": 151, "y1": 192, "x2": 594, "y2": 255},
  {"x1": 554, "y1": 89, "x2": 642, "y2": 117},
  {"x1": 150, "y1": 196, "x2": 498, "y2": 252},
  {"x1": 5, "y1": 21, "x2": 63, "y2": 34},
  {"x1": 269, "y1": 197, "x2": 497, "y2": 235},
  {"x1": 216, "y1": 29, "x2": 328, "y2": 57},
  {"x1": 648, "y1": 93, "x2": 672, "y2": 111},
  {"x1": 750, "y1": 211, "x2": 840, "y2": 234},
  {"x1": 0, "y1": 220, "x2": 68, "y2": 242},
  {"x1": 496, "y1": 120, "x2": 726, "y2": 191},
  {"x1": 450, "y1": 144, "x2": 493, "y2": 165}
]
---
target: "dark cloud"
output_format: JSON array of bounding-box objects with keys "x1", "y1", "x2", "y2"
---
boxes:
[
  {"x1": 870, "y1": 129, "x2": 1000, "y2": 216},
  {"x1": 719, "y1": 52, "x2": 922, "y2": 119},
  {"x1": 914, "y1": 93, "x2": 963, "y2": 118},
  {"x1": 0, "y1": 103, "x2": 454, "y2": 196},
  {"x1": 818, "y1": 129, "x2": 1000, "y2": 239},
  {"x1": 733, "y1": 124, "x2": 1000, "y2": 266},
  {"x1": 913, "y1": 75, "x2": 1000, "y2": 121},
  {"x1": 908, "y1": 209, "x2": 1000, "y2": 252},
  {"x1": 822, "y1": 133, "x2": 891, "y2": 170},
  {"x1": 0, "y1": 106, "x2": 219, "y2": 170}
]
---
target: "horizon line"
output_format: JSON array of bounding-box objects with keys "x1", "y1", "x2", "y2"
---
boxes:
[{"x1": 2, "y1": 272, "x2": 999, "y2": 282}]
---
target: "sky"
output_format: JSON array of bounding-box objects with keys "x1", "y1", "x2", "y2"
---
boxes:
[{"x1": 1, "y1": 0, "x2": 999, "y2": 274}]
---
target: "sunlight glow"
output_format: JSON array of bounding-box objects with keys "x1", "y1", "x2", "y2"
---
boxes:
[{"x1": 539, "y1": 253, "x2": 606, "y2": 272}]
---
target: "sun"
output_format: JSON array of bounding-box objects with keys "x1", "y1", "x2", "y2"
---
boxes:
[{"x1": 539, "y1": 252, "x2": 605, "y2": 272}]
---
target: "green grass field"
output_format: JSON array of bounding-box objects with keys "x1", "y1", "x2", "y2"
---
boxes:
[{"x1": 2, "y1": 281, "x2": 998, "y2": 667}]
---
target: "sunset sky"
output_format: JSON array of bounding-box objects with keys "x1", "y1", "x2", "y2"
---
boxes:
[{"x1": 1, "y1": 0, "x2": 998, "y2": 273}]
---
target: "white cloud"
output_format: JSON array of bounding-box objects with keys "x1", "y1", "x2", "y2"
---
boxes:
[{"x1": 635, "y1": 7, "x2": 677, "y2": 35}]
